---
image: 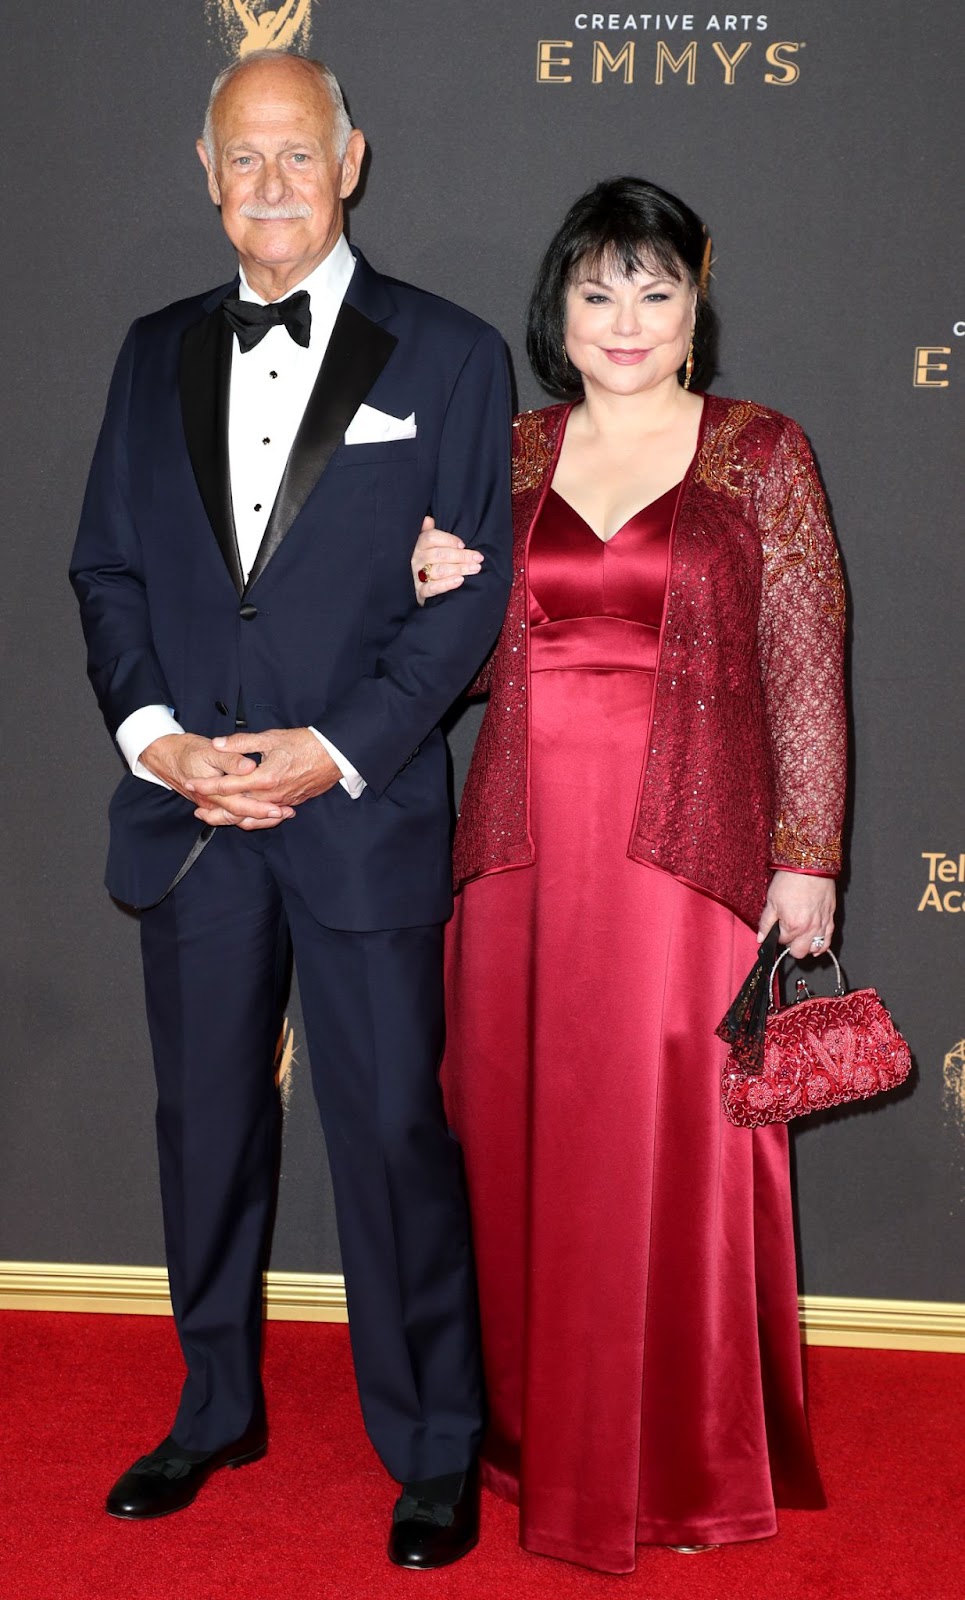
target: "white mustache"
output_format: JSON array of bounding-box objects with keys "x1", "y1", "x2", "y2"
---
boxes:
[{"x1": 239, "y1": 202, "x2": 312, "y2": 220}]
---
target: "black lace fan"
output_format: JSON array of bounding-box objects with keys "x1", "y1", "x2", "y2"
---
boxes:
[{"x1": 715, "y1": 923, "x2": 782, "y2": 1076}]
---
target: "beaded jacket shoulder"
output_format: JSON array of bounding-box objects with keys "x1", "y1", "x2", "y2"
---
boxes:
[
  {"x1": 511, "y1": 405, "x2": 567, "y2": 494},
  {"x1": 694, "y1": 395, "x2": 774, "y2": 499},
  {"x1": 695, "y1": 397, "x2": 845, "y2": 619},
  {"x1": 693, "y1": 395, "x2": 801, "y2": 501}
]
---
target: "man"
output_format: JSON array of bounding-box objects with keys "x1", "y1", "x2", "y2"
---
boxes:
[{"x1": 70, "y1": 50, "x2": 512, "y2": 1569}]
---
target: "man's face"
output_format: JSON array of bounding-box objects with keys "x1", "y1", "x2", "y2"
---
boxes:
[{"x1": 197, "y1": 57, "x2": 365, "y2": 291}]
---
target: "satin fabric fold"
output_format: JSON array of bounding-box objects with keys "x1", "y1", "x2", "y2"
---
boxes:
[{"x1": 442, "y1": 485, "x2": 822, "y2": 1574}]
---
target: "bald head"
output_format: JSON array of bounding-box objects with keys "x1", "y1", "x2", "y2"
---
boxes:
[{"x1": 202, "y1": 50, "x2": 353, "y2": 168}]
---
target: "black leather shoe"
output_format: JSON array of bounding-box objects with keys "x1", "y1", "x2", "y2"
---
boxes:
[
  {"x1": 105, "y1": 1423, "x2": 267, "y2": 1520},
  {"x1": 388, "y1": 1462, "x2": 480, "y2": 1569}
]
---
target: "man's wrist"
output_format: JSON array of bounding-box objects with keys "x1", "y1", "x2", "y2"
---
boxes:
[
  {"x1": 142, "y1": 730, "x2": 186, "y2": 767},
  {"x1": 310, "y1": 727, "x2": 366, "y2": 799},
  {"x1": 117, "y1": 705, "x2": 186, "y2": 788}
]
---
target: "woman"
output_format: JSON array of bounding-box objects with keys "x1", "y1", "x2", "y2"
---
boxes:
[{"x1": 412, "y1": 178, "x2": 845, "y2": 1574}]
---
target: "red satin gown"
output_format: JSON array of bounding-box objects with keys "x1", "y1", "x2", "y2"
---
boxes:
[{"x1": 442, "y1": 483, "x2": 824, "y2": 1573}]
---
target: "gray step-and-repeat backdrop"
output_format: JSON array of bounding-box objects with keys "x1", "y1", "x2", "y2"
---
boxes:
[{"x1": 2, "y1": 2, "x2": 962, "y2": 1302}]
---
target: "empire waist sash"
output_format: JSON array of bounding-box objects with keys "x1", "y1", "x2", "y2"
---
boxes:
[{"x1": 529, "y1": 615, "x2": 660, "y2": 674}]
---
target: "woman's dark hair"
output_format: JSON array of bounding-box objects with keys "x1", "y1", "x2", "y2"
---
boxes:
[{"x1": 526, "y1": 176, "x2": 717, "y2": 399}]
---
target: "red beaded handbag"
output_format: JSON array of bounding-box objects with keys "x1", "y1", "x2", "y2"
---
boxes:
[{"x1": 716, "y1": 925, "x2": 912, "y2": 1129}]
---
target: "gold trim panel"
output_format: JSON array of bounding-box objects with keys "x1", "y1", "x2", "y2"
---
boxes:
[
  {"x1": 1, "y1": 1264, "x2": 962, "y2": 1350},
  {"x1": 0, "y1": 1263, "x2": 348, "y2": 1323},
  {"x1": 797, "y1": 1293, "x2": 964, "y2": 1352}
]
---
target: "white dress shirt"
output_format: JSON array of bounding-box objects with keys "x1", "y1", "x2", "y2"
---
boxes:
[{"x1": 116, "y1": 235, "x2": 366, "y2": 798}]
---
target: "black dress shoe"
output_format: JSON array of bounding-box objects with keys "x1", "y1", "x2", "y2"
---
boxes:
[
  {"x1": 105, "y1": 1423, "x2": 267, "y2": 1520},
  {"x1": 388, "y1": 1462, "x2": 480, "y2": 1569}
]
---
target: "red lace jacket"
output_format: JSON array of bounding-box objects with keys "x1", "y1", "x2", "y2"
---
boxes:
[{"x1": 452, "y1": 396, "x2": 847, "y2": 930}]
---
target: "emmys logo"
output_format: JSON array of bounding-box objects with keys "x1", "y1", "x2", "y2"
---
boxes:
[
  {"x1": 914, "y1": 320, "x2": 965, "y2": 388},
  {"x1": 918, "y1": 853, "x2": 965, "y2": 913},
  {"x1": 944, "y1": 1039, "x2": 965, "y2": 1141},
  {"x1": 275, "y1": 1015, "x2": 298, "y2": 1108},
  {"x1": 536, "y1": 10, "x2": 805, "y2": 88},
  {"x1": 206, "y1": 0, "x2": 314, "y2": 58}
]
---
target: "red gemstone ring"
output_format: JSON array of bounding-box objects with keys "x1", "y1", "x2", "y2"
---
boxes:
[{"x1": 417, "y1": 565, "x2": 431, "y2": 584}]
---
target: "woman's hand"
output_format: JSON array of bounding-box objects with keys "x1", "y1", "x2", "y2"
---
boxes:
[
  {"x1": 411, "y1": 516, "x2": 484, "y2": 605},
  {"x1": 758, "y1": 871, "x2": 836, "y2": 960}
]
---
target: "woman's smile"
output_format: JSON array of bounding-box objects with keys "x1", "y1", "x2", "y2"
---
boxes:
[{"x1": 602, "y1": 347, "x2": 651, "y2": 364}]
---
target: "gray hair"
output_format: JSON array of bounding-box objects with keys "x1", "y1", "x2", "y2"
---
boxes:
[{"x1": 201, "y1": 51, "x2": 353, "y2": 167}]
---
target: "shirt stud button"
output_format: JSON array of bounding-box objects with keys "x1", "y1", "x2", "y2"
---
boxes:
[
  {"x1": 254, "y1": 503, "x2": 262, "y2": 512},
  {"x1": 262, "y1": 436, "x2": 270, "y2": 445},
  {"x1": 269, "y1": 371, "x2": 278, "y2": 379}
]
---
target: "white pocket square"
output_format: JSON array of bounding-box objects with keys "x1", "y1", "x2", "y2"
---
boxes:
[{"x1": 344, "y1": 405, "x2": 417, "y2": 445}]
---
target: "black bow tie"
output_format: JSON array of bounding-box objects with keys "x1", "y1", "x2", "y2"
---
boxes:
[{"x1": 221, "y1": 290, "x2": 312, "y2": 353}]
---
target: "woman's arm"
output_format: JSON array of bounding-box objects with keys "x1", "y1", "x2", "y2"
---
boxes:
[{"x1": 755, "y1": 419, "x2": 847, "y2": 955}]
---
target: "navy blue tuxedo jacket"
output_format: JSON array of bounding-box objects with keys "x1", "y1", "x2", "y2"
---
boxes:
[{"x1": 71, "y1": 249, "x2": 513, "y2": 927}]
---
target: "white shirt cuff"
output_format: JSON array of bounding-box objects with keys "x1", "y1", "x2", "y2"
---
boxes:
[
  {"x1": 310, "y1": 728, "x2": 366, "y2": 798},
  {"x1": 116, "y1": 705, "x2": 185, "y2": 788}
]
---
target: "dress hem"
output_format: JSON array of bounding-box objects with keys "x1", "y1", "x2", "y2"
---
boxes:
[
  {"x1": 634, "y1": 1510, "x2": 779, "y2": 1546},
  {"x1": 518, "y1": 1514, "x2": 778, "y2": 1575},
  {"x1": 484, "y1": 1460, "x2": 784, "y2": 1568}
]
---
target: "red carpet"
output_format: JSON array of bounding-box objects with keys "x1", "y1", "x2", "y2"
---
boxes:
[{"x1": 1, "y1": 1312, "x2": 961, "y2": 1600}]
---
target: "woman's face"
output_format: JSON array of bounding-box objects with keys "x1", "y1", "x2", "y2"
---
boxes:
[{"x1": 563, "y1": 254, "x2": 696, "y2": 397}]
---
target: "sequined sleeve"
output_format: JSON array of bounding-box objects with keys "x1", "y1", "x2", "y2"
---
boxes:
[
  {"x1": 754, "y1": 420, "x2": 847, "y2": 875},
  {"x1": 465, "y1": 652, "x2": 494, "y2": 697}
]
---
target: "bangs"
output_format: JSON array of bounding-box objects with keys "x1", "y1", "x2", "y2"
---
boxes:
[{"x1": 568, "y1": 236, "x2": 687, "y2": 288}]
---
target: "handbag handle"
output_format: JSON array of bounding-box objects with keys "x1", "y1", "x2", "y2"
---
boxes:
[{"x1": 768, "y1": 945, "x2": 846, "y2": 1010}]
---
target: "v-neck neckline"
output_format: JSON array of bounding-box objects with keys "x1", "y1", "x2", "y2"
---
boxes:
[
  {"x1": 548, "y1": 393, "x2": 708, "y2": 543},
  {"x1": 548, "y1": 480, "x2": 682, "y2": 544}
]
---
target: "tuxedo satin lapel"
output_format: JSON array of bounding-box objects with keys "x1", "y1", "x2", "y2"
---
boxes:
[
  {"x1": 244, "y1": 302, "x2": 398, "y2": 593},
  {"x1": 179, "y1": 308, "x2": 244, "y2": 596}
]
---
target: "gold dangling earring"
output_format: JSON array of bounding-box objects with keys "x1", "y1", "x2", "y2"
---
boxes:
[{"x1": 684, "y1": 332, "x2": 695, "y2": 390}]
